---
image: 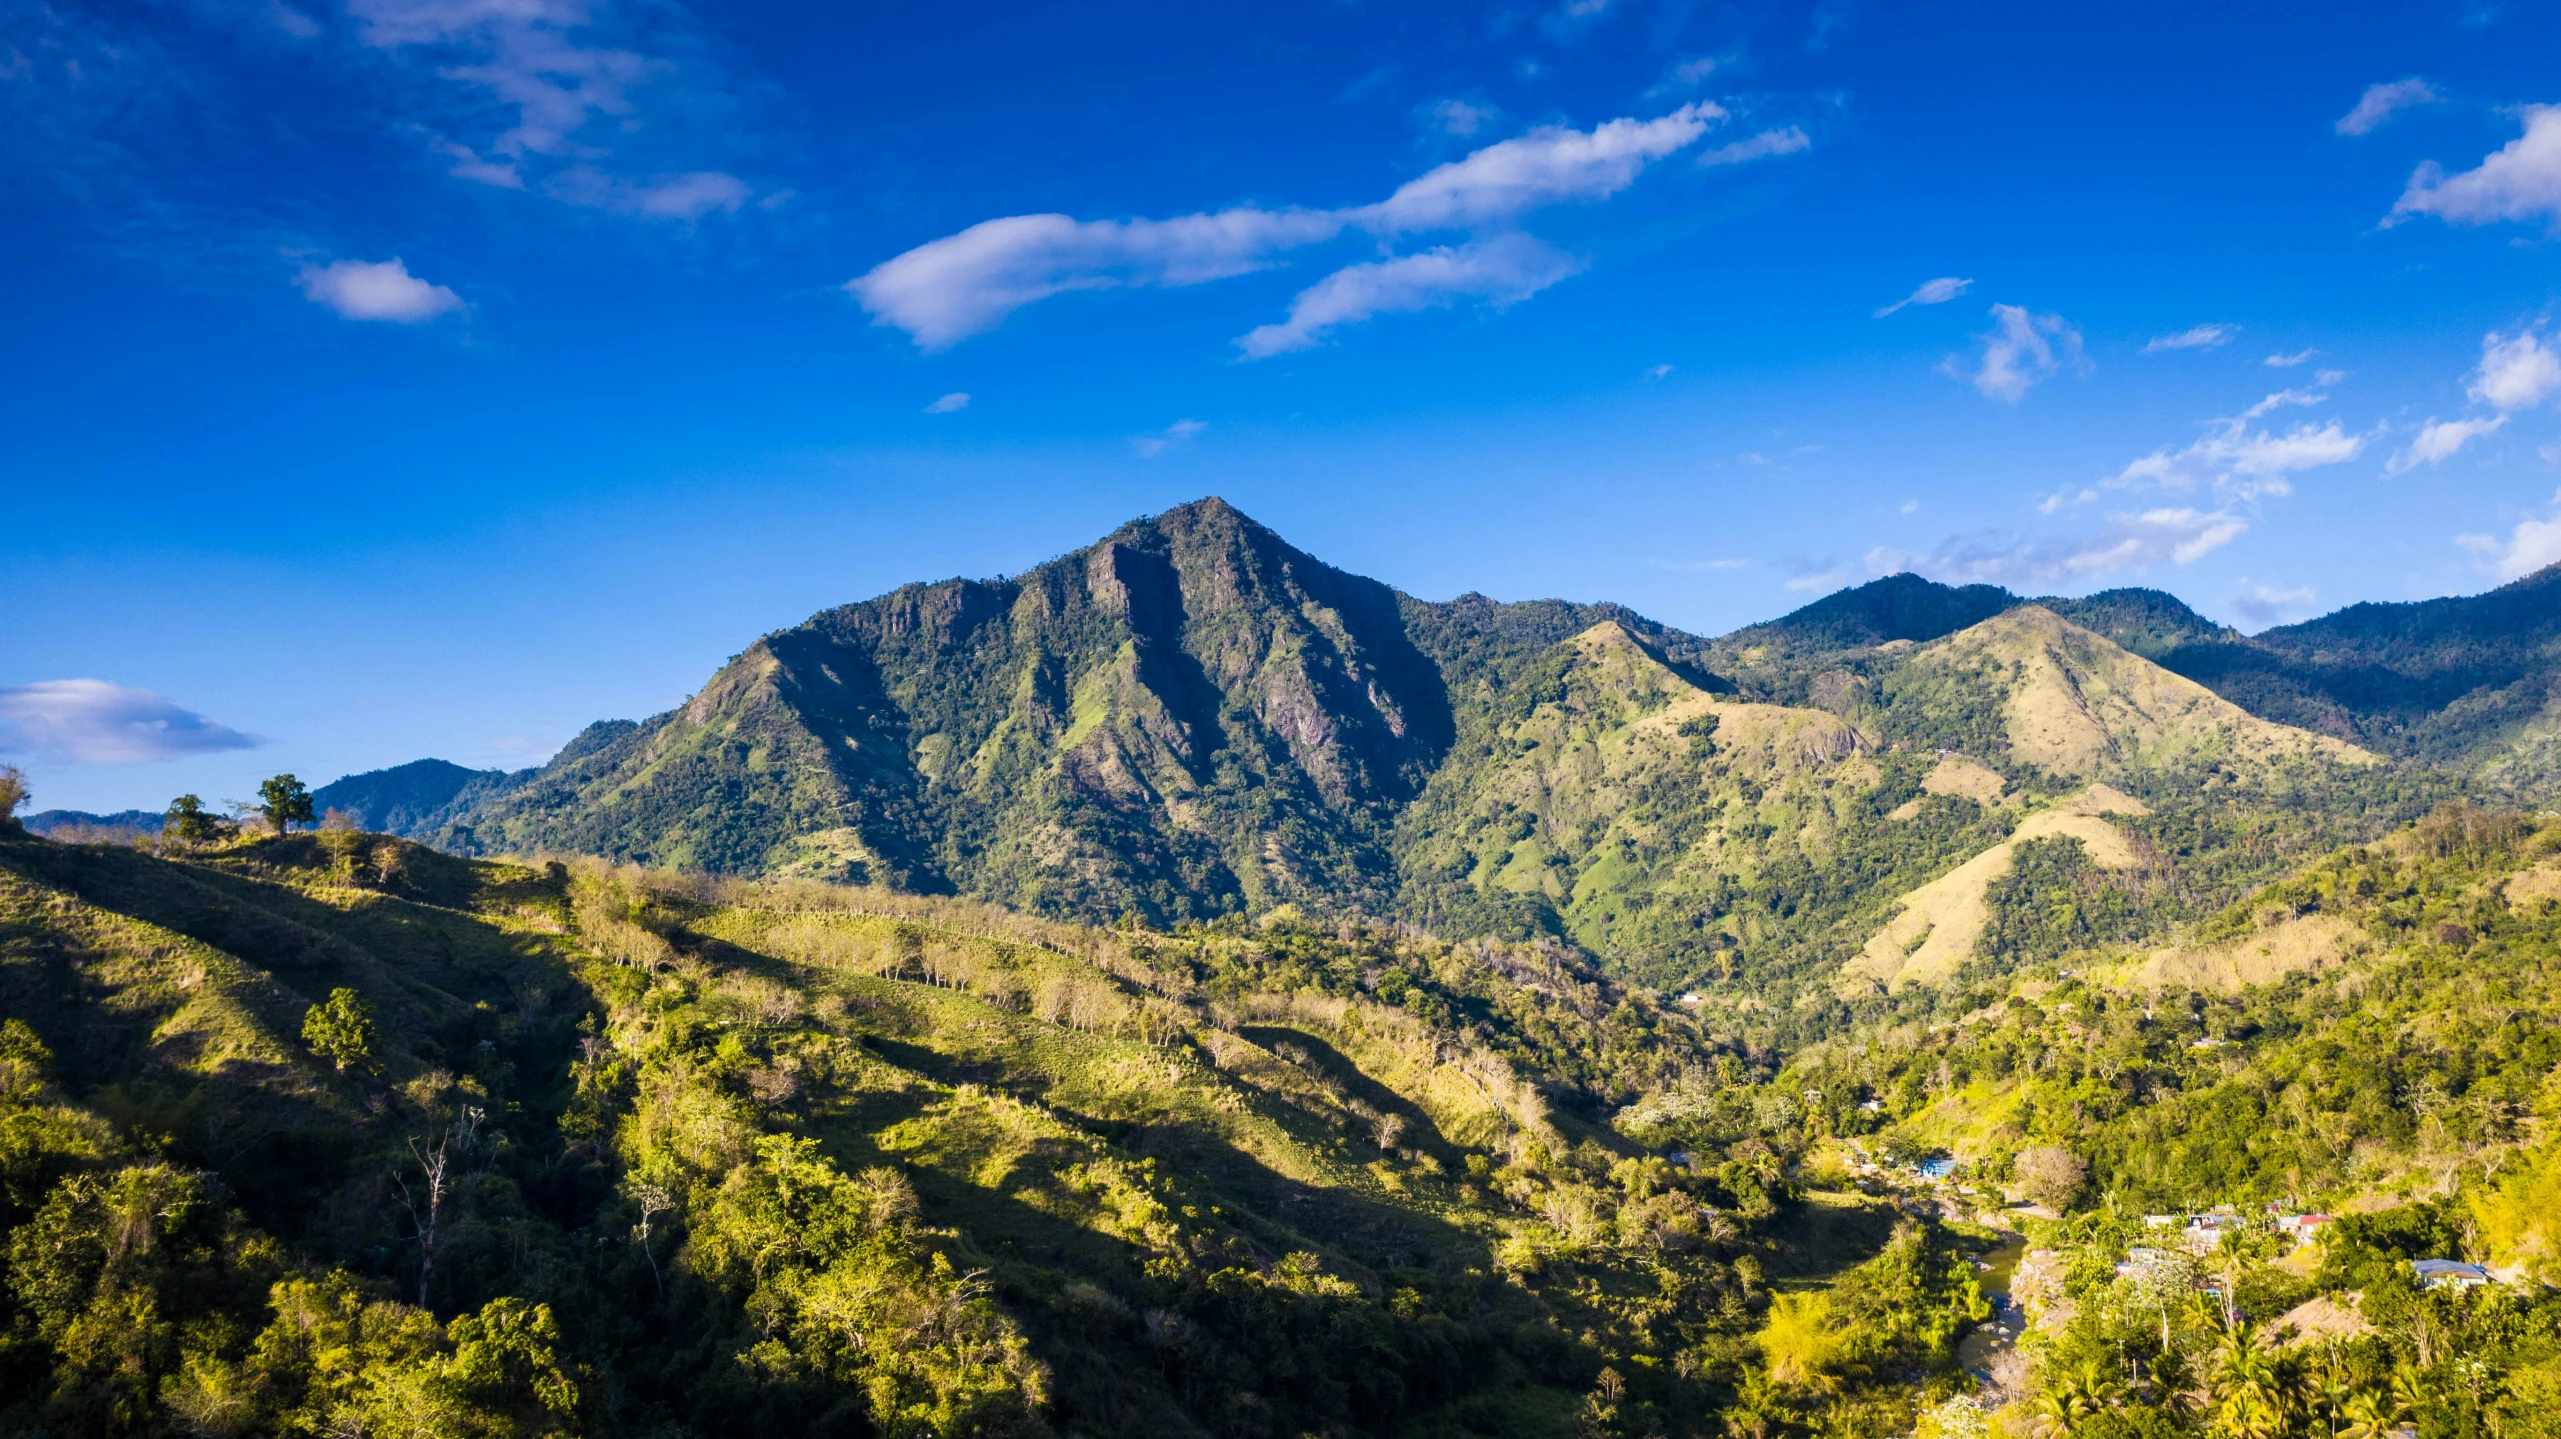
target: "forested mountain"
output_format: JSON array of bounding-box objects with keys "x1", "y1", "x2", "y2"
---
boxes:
[{"x1": 308, "y1": 498, "x2": 2545, "y2": 1012}]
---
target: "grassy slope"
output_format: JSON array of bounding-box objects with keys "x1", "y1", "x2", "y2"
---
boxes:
[{"x1": 0, "y1": 827, "x2": 1884, "y2": 1438}]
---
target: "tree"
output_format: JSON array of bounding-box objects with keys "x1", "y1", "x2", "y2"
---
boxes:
[
  {"x1": 257, "y1": 774, "x2": 316, "y2": 838},
  {"x1": 302, "y1": 988, "x2": 379, "y2": 1075},
  {"x1": 164, "y1": 794, "x2": 233, "y2": 848},
  {"x1": 2016, "y1": 1144, "x2": 2088, "y2": 1212},
  {"x1": 0, "y1": 764, "x2": 26, "y2": 829}
]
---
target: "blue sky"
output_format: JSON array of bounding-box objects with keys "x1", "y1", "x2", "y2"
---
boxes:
[{"x1": 7, "y1": 0, "x2": 2561, "y2": 814}]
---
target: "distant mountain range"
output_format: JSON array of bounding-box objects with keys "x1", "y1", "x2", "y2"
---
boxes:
[
  {"x1": 20, "y1": 808, "x2": 163, "y2": 836},
  {"x1": 311, "y1": 498, "x2": 2546, "y2": 1001}
]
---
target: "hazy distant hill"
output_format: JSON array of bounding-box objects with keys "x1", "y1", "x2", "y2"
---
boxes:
[{"x1": 20, "y1": 808, "x2": 162, "y2": 837}]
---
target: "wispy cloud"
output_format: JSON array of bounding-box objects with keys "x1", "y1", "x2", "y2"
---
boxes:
[
  {"x1": 296, "y1": 257, "x2": 463, "y2": 322},
  {"x1": 1236, "y1": 236, "x2": 1581, "y2": 358},
  {"x1": 1420, "y1": 97, "x2": 1502, "y2": 139},
  {"x1": 2231, "y1": 581, "x2": 2318, "y2": 627},
  {"x1": 1696, "y1": 126, "x2": 1810, "y2": 167},
  {"x1": 923, "y1": 392, "x2": 970, "y2": 414},
  {"x1": 1869, "y1": 508, "x2": 2247, "y2": 588},
  {"x1": 1647, "y1": 52, "x2": 1737, "y2": 99},
  {"x1": 2264, "y1": 348, "x2": 2320, "y2": 368},
  {"x1": 2112, "y1": 390, "x2": 2362, "y2": 502},
  {"x1": 2336, "y1": 78, "x2": 2441, "y2": 136},
  {"x1": 851, "y1": 209, "x2": 1344, "y2": 351},
  {"x1": 1131, "y1": 418, "x2": 1207, "y2": 458},
  {"x1": 1873, "y1": 276, "x2": 1970, "y2": 318},
  {"x1": 2143, "y1": 323, "x2": 2238, "y2": 354},
  {"x1": 1947, "y1": 304, "x2": 2085, "y2": 402},
  {"x1": 2392, "y1": 104, "x2": 2561, "y2": 231},
  {"x1": 349, "y1": 0, "x2": 753, "y2": 217},
  {"x1": 2390, "y1": 416, "x2": 2506, "y2": 473},
  {"x1": 1645, "y1": 557, "x2": 1750, "y2": 572},
  {"x1": 2458, "y1": 489, "x2": 2561, "y2": 580},
  {"x1": 0, "y1": 680, "x2": 262, "y2": 763},
  {"x1": 850, "y1": 102, "x2": 1779, "y2": 352}
]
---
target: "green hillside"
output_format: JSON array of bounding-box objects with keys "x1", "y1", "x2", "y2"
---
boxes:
[{"x1": 2, "y1": 824, "x2": 1951, "y2": 1439}]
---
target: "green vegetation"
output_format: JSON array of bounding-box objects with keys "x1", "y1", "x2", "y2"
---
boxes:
[
  {"x1": 257, "y1": 775, "x2": 317, "y2": 839},
  {"x1": 0, "y1": 824, "x2": 1932, "y2": 1437}
]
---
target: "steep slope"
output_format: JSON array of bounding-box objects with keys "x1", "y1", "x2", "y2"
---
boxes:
[
  {"x1": 1393, "y1": 605, "x2": 2404, "y2": 1007},
  {"x1": 1875, "y1": 605, "x2": 2372, "y2": 779},
  {"x1": 2152, "y1": 562, "x2": 2561, "y2": 787},
  {"x1": 0, "y1": 825, "x2": 1838, "y2": 1439},
  {"x1": 437, "y1": 500, "x2": 1465, "y2": 924}
]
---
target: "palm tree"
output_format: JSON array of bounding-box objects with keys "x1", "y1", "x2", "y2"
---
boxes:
[
  {"x1": 2207, "y1": 1324, "x2": 2297, "y2": 1439},
  {"x1": 2037, "y1": 1355, "x2": 2126, "y2": 1436},
  {"x1": 2334, "y1": 1389, "x2": 2402, "y2": 1439}
]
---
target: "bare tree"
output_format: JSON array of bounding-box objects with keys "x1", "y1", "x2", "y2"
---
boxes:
[
  {"x1": 629, "y1": 1181, "x2": 673, "y2": 1295},
  {"x1": 395, "y1": 1132, "x2": 453, "y2": 1308}
]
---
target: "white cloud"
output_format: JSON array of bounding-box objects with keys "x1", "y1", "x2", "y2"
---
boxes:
[
  {"x1": 2382, "y1": 327, "x2": 2560, "y2": 471},
  {"x1": 2470, "y1": 327, "x2": 2561, "y2": 411},
  {"x1": 1899, "y1": 499, "x2": 1920, "y2": 515},
  {"x1": 1696, "y1": 126, "x2": 1810, "y2": 168},
  {"x1": 1956, "y1": 304, "x2": 2086, "y2": 403},
  {"x1": 1131, "y1": 418, "x2": 1207, "y2": 458},
  {"x1": 2142, "y1": 323, "x2": 2238, "y2": 354},
  {"x1": 2336, "y1": 78, "x2": 2441, "y2": 136},
  {"x1": 2264, "y1": 348, "x2": 2319, "y2": 368},
  {"x1": 1422, "y1": 98, "x2": 1501, "y2": 139},
  {"x1": 1869, "y1": 507, "x2": 2247, "y2": 588},
  {"x1": 2545, "y1": 440, "x2": 2561, "y2": 470},
  {"x1": 1362, "y1": 103, "x2": 1721, "y2": 230},
  {"x1": 923, "y1": 392, "x2": 969, "y2": 414},
  {"x1": 853, "y1": 103, "x2": 1755, "y2": 351},
  {"x1": 1236, "y1": 234, "x2": 1582, "y2": 358},
  {"x1": 296, "y1": 257, "x2": 463, "y2": 322},
  {"x1": 2232, "y1": 581, "x2": 2318, "y2": 627},
  {"x1": 2392, "y1": 104, "x2": 2561, "y2": 230},
  {"x1": 1873, "y1": 275, "x2": 1971, "y2": 318},
  {"x1": 0, "y1": 680, "x2": 261, "y2": 763},
  {"x1": 850, "y1": 209, "x2": 1344, "y2": 350},
  {"x1": 2464, "y1": 489, "x2": 2561, "y2": 580},
  {"x1": 1645, "y1": 363, "x2": 1674, "y2": 378},
  {"x1": 2389, "y1": 414, "x2": 2507, "y2": 473},
  {"x1": 2112, "y1": 395, "x2": 2362, "y2": 502}
]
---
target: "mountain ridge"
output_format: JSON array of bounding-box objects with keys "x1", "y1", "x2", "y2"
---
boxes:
[{"x1": 307, "y1": 500, "x2": 2518, "y2": 998}]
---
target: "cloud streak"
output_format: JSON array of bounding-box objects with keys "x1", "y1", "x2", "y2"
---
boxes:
[
  {"x1": 2143, "y1": 323, "x2": 2238, "y2": 353},
  {"x1": 2336, "y1": 78, "x2": 2440, "y2": 136},
  {"x1": 1235, "y1": 235, "x2": 1581, "y2": 358},
  {"x1": 0, "y1": 680, "x2": 262, "y2": 763},
  {"x1": 1869, "y1": 507, "x2": 2248, "y2": 588},
  {"x1": 1873, "y1": 276, "x2": 1970, "y2": 318},
  {"x1": 850, "y1": 102, "x2": 1790, "y2": 353}
]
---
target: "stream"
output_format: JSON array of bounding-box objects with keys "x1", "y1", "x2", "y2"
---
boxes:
[{"x1": 1955, "y1": 1231, "x2": 2029, "y2": 1395}]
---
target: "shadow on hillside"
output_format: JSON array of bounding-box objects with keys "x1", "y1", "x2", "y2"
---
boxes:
[{"x1": 1234, "y1": 1025, "x2": 1461, "y2": 1163}]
